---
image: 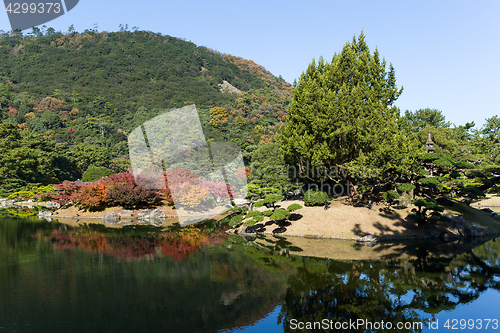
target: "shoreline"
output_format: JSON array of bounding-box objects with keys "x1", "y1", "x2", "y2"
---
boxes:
[{"x1": 6, "y1": 195, "x2": 499, "y2": 243}]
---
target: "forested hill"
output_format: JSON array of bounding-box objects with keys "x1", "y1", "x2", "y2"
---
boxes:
[
  {"x1": 0, "y1": 28, "x2": 292, "y2": 191},
  {"x1": 0, "y1": 29, "x2": 291, "y2": 112}
]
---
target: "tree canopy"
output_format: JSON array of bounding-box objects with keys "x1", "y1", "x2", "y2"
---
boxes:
[
  {"x1": 279, "y1": 32, "x2": 418, "y2": 183},
  {"x1": 403, "y1": 108, "x2": 451, "y2": 133}
]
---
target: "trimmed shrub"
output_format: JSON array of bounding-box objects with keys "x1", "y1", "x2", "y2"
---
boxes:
[
  {"x1": 383, "y1": 190, "x2": 400, "y2": 206},
  {"x1": 71, "y1": 180, "x2": 108, "y2": 211},
  {"x1": 407, "y1": 198, "x2": 445, "y2": 224},
  {"x1": 396, "y1": 183, "x2": 416, "y2": 192},
  {"x1": 82, "y1": 165, "x2": 113, "y2": 182},
  {"x1": 287, "y1": 203, "x2": 303, "y2": 212},
  {"x1": 54, "y1": 181, "x2": 81, "y2": 202},
  {"x1": 303, "y1": 189, "x2": 329, "y2": 207},
  {"x1": 105, "y1": 173, "x2": 164, "y2": 209}
]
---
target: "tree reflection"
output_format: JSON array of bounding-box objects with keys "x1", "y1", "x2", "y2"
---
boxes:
[{"x1": 272, "y1": 238, "x2": 500, "y2": 332}]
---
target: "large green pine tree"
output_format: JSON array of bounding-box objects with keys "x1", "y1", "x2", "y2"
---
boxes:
[{"x1": 279, "y1": 32, "x2": 418, "y2": 184}]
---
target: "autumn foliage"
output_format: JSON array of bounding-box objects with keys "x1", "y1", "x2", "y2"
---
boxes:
[
  {"x1": 53, "y1": 166, "x2": 249, "y2": 211},
  {"x1": 166, "y1": 168, "x2": 209, "y2": 208},
  {"x1": 48, "y1": 227, "x2": 227, "y2": 260},
  {"x1": 106, "y1": 173, "x2": 165, "y2": 209},
  {"x1": 55, "y1": 172, "x2": 166, "y2": 211}
]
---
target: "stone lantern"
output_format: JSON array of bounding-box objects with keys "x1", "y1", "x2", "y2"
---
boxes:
[{"x1": 425, "y1": 131, "x2": 435, "y2": 153}]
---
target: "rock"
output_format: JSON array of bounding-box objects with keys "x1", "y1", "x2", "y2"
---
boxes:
[
  {"x1": 429, "y1": 230, "x2": 441, "y2": 238},
  {"x1": 442, "y1": 212, "x2": 465, "y2": 237},
  {"x1": 118, "y1": 220, "x2": 134, "y2": 226},
  {"x1": 137, "y1": 208, "x2": 165, "y2": 227},
  {"x1": 440, "y1": 230, "x2": 460, "y2": 241},
  {"x1": 38, "y1": 210, "x2": 52, "y2": 218},
  {"x1": 0, "y1": 199, "x2": 15, "y2": 208},
  {"x1": 137, "y1": 208, "x2": 165, "y2": 220},
  {"x1": 102, "y1": 213, "x2": 120, "y2": 224},
  {"x1": 233, "y1": 197, "x2": 248, "y2": 207},
  {"x1": 358, "y1": 234, "x2": 379, "y2": 243},
  {"x1": 118, "y1": 210, "x2": 133, "y2": 218},
  {"x1": 218, "y1": 80, "x2": 242, "y2": 94},
  {"x1": 448, "y1": 224, "x2": 465, "y2": 237},
  {"x1": 45, "y1": 201, "x2": 61, "y2": 209},
  {"x1": 441, "y1": 212, "x2": 464, "y2": 224},
  {"x1": 139, "y1": 218, "x2": 164, "y2": 227},
  {"x1": 466, "y1": 225, "x2": 485, "y2": 237}
]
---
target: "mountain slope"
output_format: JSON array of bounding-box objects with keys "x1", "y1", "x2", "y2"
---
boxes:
[{"x1": 0, "y1": 29, "x2": 292, "y2": 187}]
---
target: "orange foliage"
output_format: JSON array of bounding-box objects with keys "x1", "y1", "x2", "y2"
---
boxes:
[
  {"x1": 32, "y1": 96, "x2": 70, "y2": 115},
  {"x1": 166, "y1": 168, "x2": 208, "y2": 208},
  {"x1": 7, "y1": 106, "x2": 18, "y2": 117},
  {"x1": 259, "y1": 133, "x2": 275, "y2": 145},
  {"x1": 70, "y1": 108, "x2": 80, "y2": 117},
  {"x1": 47, "y1": 228, "x2": 228, "y2": 261},
  {"x1": 71, "y1": 180, "x2": 108, "y2": 211}
]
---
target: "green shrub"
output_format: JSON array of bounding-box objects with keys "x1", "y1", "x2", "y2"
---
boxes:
[
  {"x1": 383, "y1": 190, "x2": 400, "y2": 206},
  {"x1": 303, "y1": 189, "x2": 329, "y2": 207},
  {"x1": 287, "y1": 203, "x2": 302, "y2": 212},
  {"x1": 396, "y1": 183, "x2": 415, "y2": 192},
  {"x1": 408, "y1": 198, "x2": 445, "y2": 224},
  {"x1": 270, "y1": 208, "x2": 291, "y2": 221},
  {"x1": 262, "y1": 210, "x2": 273, "y2": 216},
  {"x1": 82, "y1": 165, "x2": 113, "y2": 182}
]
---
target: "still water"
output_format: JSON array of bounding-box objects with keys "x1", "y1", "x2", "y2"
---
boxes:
[{"x1": 1, "y1": 216, "x2": 499, "y2": 332}]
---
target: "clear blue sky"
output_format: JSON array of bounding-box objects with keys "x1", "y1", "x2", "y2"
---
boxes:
[{"x1": 1, "y1": 0, "x2": 498, "y2": 128}]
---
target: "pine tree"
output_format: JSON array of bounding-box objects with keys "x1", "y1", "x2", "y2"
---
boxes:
[{"x1": 278, "y1": 32, "x2": 418, "y2": 185}]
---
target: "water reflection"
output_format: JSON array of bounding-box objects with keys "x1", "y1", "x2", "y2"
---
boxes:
[{"x1": 0, "y1": 217, "x2": 499, "y2": 333}]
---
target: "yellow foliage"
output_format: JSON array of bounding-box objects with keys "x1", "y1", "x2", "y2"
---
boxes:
[
  {"x1": 25, "y1": 112, "x2": 35, "y2": 120},
  {"x1": 70, "y1": 108, "x2": 79, "y2": 116},
  {"x1": 209, "y1": 107, "x2": 229, "y2": 130}
]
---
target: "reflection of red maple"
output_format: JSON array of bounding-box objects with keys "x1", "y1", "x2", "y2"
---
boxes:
[{"x1": 48, "y1": 228, "x2": 227, "y2": 261}]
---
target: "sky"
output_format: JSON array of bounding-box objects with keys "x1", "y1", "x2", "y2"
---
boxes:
[{"x1": 1, "y1": 0, "x2": 499, "y2": 128}]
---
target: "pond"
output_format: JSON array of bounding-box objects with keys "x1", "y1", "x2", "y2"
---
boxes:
[{"x1": 1, "y1": 216, "x2": 500, "y2": 332}]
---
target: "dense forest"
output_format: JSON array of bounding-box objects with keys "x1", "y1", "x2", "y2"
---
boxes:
[{"x1": 0, "y1": 28, "x2": 499, "y2": 213}]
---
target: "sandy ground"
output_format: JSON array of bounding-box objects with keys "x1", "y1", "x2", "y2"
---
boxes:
[
  {"x1": 471, "y1": 194, "x2": 500, "y2": 212},
  {"x1": 254, "y1": 199, "x2": 422, "y2": 240},
  {"x1": 247, "y1": 196, "x2": 500, "y2": 241}
]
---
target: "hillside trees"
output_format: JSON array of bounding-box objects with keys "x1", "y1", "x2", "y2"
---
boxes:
[
  {"x1": 403, "y1": 108, "x2": 451, "y2": 133},
  {"x1": 279, "y1": 32, "x2": 418, "y2": 187},
  {"x1": 0, "y1": 27, "x2": 292, "y2": 194},
  {"x1": 476, "y1": 116, "x2": 500, "y2": 166},
  {"x1": 0, "y1": 123, "x2": 78, "y2": 195}
]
